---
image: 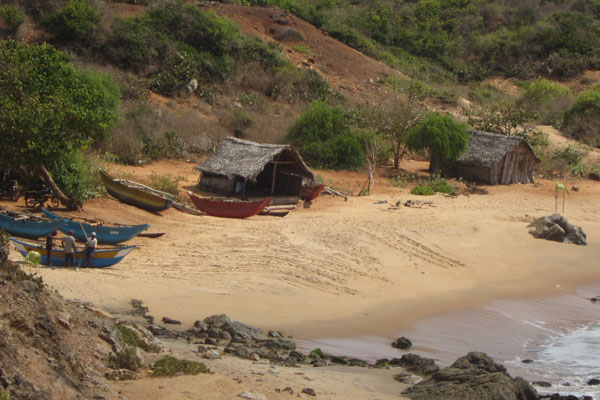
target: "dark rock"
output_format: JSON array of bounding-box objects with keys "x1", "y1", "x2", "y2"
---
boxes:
[
  {"x1": 402, "y1": 352, "x2": 538, "y2": 400},
  {"x1": 268, "y1": 330, "x2": 283, "y2": 338},
  {"x1": 203, "y1": 314, "x2": 262, "y2": 342},
  {"x1": 193, "y1": 320, "x2": 208, "y2": 331},
  {"x1": 528, "y1": 214, "x2": 587, "y2": 245},
  {"x1": 392, "y1": 337, "x2": 413, "y2": 350},
  {"x1": 207, "y1": 328, "x2": 220, "y2": 339},
  {"x1": 521, "y1": 359, "x2": 534, "y2": 364},
  {"x1": 256, "y1": 338, "x2": 296, "y2": 351},
  {"x1": 571, "y1": 186, "x2": 579, "y2": 192},
  {"x1": 589, "y1": 172, "x2": 600, "y2": 181},
  {"x1": 301, "y1": 388, "x2": 316, "y2": 396},
  {"x1": 590, "y1": 297, "x2": 600, "y2": 302},
  {"x1": 587, "y1": 378, "x2": 600, "y2": 385},
  {"x1": 282, "y1": 387, "x2": 293, "y2": 394},
  {"x1": 225, "y1": 343, "x2": 252, "y2": 359},
  {"x1": 348, "y1": 358, "x2": 368, "y2": 367},
  {"x1": 329, "y1": 355, "x2": 349, "y2": 365},
  {"x1": 204, "y1": 337, "x2": 218, "y2": 346},
  {"x1": 539, "y1": 395, "x2": 581, "y2": 400},
  {"x1": 161, "y1": 317, "x2": 181, "y2": 325},
  {"x1": 532, "y1": 381, "x2": 552, "y2": 387},
  {"x1": 394, "y1": 372, "x2": 413, "y2": 384},
  {"x1": 219, "y1": 330, "x2": 232, "y2": 341},
  {"x1": 287, "y1": 351, "x2": 305, "y2": 363},
  {"x1": 143, "y1": 315, "x2": 154, "y2": 324},
  {"x1": 390, "y1": 354, "x2": 440, "y2": 376},
  {"x1": 146, "y1": 325, "x2": 179, "y2": 338},
  {"x1": 129, "y1": 299, "x2": 148, "y2": 316}
]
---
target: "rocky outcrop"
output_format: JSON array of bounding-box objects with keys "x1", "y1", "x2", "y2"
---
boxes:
[
  {"x1": 402, "y1": 352, "x2": 538, "y2": 400},
  {"x1": 390, "y1": 354, "x2": 440, "y2": 376},
  {"x1": 528, "y1": 214, "x2": 587, "y2": 245},
  {"x1": 392, "y1": 336, "x2": 413, "y2": 350}
]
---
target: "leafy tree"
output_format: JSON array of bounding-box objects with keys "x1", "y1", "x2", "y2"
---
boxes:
[
  {"x1": 288, "y1": 101, "x2": 364, "y2": 170},
  {"x1": 42, "y1": 0, "x2": 102, "y2": 50},
  {"x1": 0, "y1": 4, "x2": 25, "y2": 34},
  {"x1": 354, "y1": 82, "x2": 425, "y2": 169},
  {"x1": 0, "y1": 40, "x2": 120, "y2": 209},
  {"x1": 406, "y1": 112, "x2": 469, "y2": 174}
]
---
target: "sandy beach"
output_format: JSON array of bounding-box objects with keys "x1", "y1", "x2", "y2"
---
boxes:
[{"x1": 5, "y1": 159, "x2": 600, "y2": 399}]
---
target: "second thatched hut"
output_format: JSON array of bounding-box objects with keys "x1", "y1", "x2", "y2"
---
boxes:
[
  {"x1": 194, "y1": 137, "x2": 316, "y2": 200},
  {"x1": 453, "y1": 130, "x2": 540, "y2": 185}
]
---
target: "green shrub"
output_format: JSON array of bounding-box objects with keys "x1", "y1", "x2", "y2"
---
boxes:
[
  {"x1": 411, "y1": 177, "x2": 455, "y2": 196},
  {"x1": 0, "y1": 4, "x2": 25, "y2": 33},
  {"x1": 410, "y1": 185, "x2": 435, "y2": 196},
  {"x1": 41, "y1": 0, "x2": 101, "y2": 49},
  {"x1": 288, "y1": 101, "x2": 364, "y2": 170},
  {"x1": 276, "y1": 27, "x2": 305, "y2": 41},
  {"x1": 519, "y1": 79, "x2": 574, "y2": 125},
  {"x1": 108, "y1": 347, "x2": 142, "y2": 371},
  {"x1": 49, "y1": 150, "x2": 105, "y2": 204},
  {"x1": 563, "y1": 85, "x2": 600, "y2": 147},
  {"x1": 0, "y1": 389, "x2": 9, "y2": 400},
  {"x1": 115, "y1": 324, "x2": 150, "y2": 351},
  {"x1": 152, "y1": 356, "x2": 211, "y2": 377},
  {"x1": 103, "y1": 17, "x2": 162, "y2": 72},
  {"x1": 148, "y1": 172, "x2": 183, "y2": 198}
]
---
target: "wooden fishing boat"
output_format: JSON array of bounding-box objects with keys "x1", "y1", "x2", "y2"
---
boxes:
[
  {"x1": 99, "y1": 169, "x2": 172, "y2": 212},
  {"x1": 301, "y1": 183, "x2": 326, "y2": 201},
  {"x1": 42, "y1": 208, "x2": 150, "y2": 244},
  {"x1": 188, "y1": 192, "x2": 271, "y2": 219},
  {"x1": 10, "y1": 237, "x2": 136, "y2": 268},
  {"x1": 0, "y1": 210, "x2": 63, "y2": 239}
]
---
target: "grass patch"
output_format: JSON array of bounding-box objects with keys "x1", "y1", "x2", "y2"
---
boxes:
[
  {"x1": 291, "y1": 44, "x2": 312, "y2": 55},
  {"x1": 115, "y1": 324, "x2": 150, "y2": 351},
  {"x1": 151, "y1": 356, "x2": 211, "y2": 377},
  {"x1": 148, "y1": 172, "x2": 184, "y2": 199},
  {"x1": 410, "y1": 177, "x2": 455, "y2": 196}
]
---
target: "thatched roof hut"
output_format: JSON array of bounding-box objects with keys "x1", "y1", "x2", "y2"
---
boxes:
[
  {"x1": 453, "y1": 131, "x2": 540, "y2": 185},
  {"x1": 194, "y1": 137, "x2": 316, "y2": 198}
]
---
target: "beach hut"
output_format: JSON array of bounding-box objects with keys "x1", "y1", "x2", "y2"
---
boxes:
[
  {"x1": 194, "y1": 137, "x2": 316, "y2": 199},
  {"x1": 453, "y1": 130, "x2": 540, "y2": 185}
]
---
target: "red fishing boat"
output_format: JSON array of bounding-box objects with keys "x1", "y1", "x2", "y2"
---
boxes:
[
  {"x1": 301, "y1": 183, "x2": 326, "y2": 201},
  {"x1": 188, "y1": 192, "x2": 271, "y2": 219}
]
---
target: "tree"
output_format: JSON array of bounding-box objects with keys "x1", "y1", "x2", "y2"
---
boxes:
[
  {"x1": 355, "y1": 81, "x2": 425, "y2": 169},
  {"x1": 406, "y1": 113, "x2": 469, "y2": 175},
  {"x1": 0, "y1": 40, "x2": 120, "y2": 209}
]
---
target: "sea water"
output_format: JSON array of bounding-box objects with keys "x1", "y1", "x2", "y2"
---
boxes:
[{"x1": 297, "y1": 284, "x2": 600, "y2": 399}]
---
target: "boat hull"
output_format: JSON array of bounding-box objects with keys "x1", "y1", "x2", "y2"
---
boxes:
[
  {"x1": 301, "y1": 183, "x2": 326, "y2": 201},
  {"x1": 99, "y1": 170, "x2": 172, "y2": 212},
  {"x1": 10, "y1": 238, "x2": 135, "y2": 268},
  {"x1": 188, "y1": 192, "x2": 271, "y2": 219},
  {"x1": 42, "y1": 209, "x2": 150, "y2": 244},
  {"x1": 0, "y1": 213, "x2": 63, "y2": 239}
]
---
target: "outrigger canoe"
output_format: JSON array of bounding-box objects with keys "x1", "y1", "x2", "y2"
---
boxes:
[
  {"x1": 42, "y1": 208, "x2": 150, "y2": 244},
  {"x1": 188, "y1": 192, "x2": 271, "y2": 219},
  {"x1": 10, "y1": 238, "x2": 136, "y2": 268},
  {"x1": 99, "y1": 169, "x2": 172, "y2": 212},
  {"x1": 0, "y1": 210, "x2": 63, "y2": 239}
]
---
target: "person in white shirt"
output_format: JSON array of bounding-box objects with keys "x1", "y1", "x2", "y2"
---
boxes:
[
  {"x1": 84, "y1": 232, "x2": 97, "y2": 267},
  {"x1": 61, "y1": 230, "x2": 76, "y2": 267}
]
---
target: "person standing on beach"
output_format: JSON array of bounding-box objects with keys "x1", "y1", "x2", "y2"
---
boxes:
[
  {"x1": 62, "y1": 230, "x2": 76, "y2": 267},
  {"x1": 45, "y1": 230, "x2": 57, "y2": 266},
  {"x1": 84, "y1": 232, "x2": 97, "y2": 267}
]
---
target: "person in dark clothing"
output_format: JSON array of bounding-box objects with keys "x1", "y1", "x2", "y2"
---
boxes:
[{"x1": 45, "y1": 230, "x2": 57, "y2": 266}]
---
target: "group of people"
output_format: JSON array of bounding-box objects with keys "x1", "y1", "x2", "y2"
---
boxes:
[{"x1": 44, "y1": 230, "x2": 97, "y2": 267}]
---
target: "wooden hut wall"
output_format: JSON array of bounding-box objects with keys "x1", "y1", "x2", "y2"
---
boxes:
[
  {"x1": 498, "y1": 143, "x2": 537, "y2": 184},
  {"x1": 198, "y1": 173, "x2": 235, "y2": 195},
  {"x1": 453, "y1": 164, "x2": 492, "y2": 183}
]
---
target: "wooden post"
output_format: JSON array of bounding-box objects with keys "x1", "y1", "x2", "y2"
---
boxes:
[
  {"x1": 242, "y1": 179, "x2": 247, "y2": 200},
  {"x1": 271, "y1": 164, "x2": 277, "y2": 195}
]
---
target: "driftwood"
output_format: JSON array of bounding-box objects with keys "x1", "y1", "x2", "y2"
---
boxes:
[
  {"x1": 172, "y1": 202, "x2": 205, "y2": 216},
  {"x1": 324, "y1": 186, "x2": 348, "y2": 201}
]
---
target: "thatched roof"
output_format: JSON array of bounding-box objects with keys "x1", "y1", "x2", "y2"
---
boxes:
[
  {"x1": 194, "y1": 137, "x2": 316, "y2": 182},
  {"x1": 458, "y1": 130, "x2": 540, "y2": 168}
]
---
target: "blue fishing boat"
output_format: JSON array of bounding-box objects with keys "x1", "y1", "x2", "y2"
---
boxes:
[
  {"x1": 10, "y1": 238, "x2": 136, "y2": 268},
  {"x1": 0, "y1": 210, "x2": 63, "y2": 239},
  {"x1": 42, "y1": 209, "x2": 150, "y2": 244}
]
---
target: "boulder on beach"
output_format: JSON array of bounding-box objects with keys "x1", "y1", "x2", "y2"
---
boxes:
[
  {"x1": 390, "y1": 353, "x2": 440, "y2": 376},
  {"x1": 402, "y1": 352, "x2": 538, "y2": 400},
  {"x1": 392, "y1": 336, "x2": 413, "y2": 350},
  {"x1": 527, "y1": 214, "x2": 587, "y2": 245}
]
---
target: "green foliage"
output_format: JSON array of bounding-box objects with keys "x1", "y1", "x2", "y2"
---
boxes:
[
  {"x1": 0, "y1": 41, "x2": 119, "y2": 196},
  {"x1": 552, "y1": 143, "x2": 587, "y2": 166},
  {"x1": 148, "y1": 172, "x2": 183, "y2": 198},
  {"x1": 519, "y1": 79, "x2": 574, "y2": 125},
  {"x1": 48, "y1": 150, "x2": 103, "y2": 204},
  {"x1": 406, "y1": 113, "x2": 469, "y2": 174},
  {"x1": 115, "y1": 324, "x2": 151, "y2": 351},
  {"x1": 276, "y1": 27, "x2": 305, "y2": 41},
  {"x1": 42, "y1": 0, "x2": 101, "y2": 50},
  {"x1": 108, "y1": 347, "x2": 142, "y2": 371},
  {"x1": 152, "y1": 356, "x2": 211, "y2": 377},
  {"x1": 0, "y1": 4, "x2": 25, "y2": 33},
  {"x1": 309, "y1": 348, "x2": 325, "y2": 359},
  {"x1": 288, "y1": 101, "x2": 364, "y2": 170},
  {"x1": 103, "y1": 17, "x2": 161, "y2": 72},
  {"x1": 563, "y1": 85, "x2": 600, "y2": 147},
  {"x1": 411, "y1": 176, "x2": 455, "y2": 196},
  {"x1": 0, "y1": 388, "x2": 9, "y2": 400}
]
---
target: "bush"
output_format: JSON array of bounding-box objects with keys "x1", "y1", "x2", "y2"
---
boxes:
[
  {"x1": 108, "y1": 347, "x2": 142, "y2": 371},
  {"x1": 49, "y1": 150, "x2": 104, "y2": 204},
  {"x1": 411, "y1": 177, "x2": 455, "y2": 196},
  {"x1": 41, "y1": 0, "x2": 101, "y2": 49},
  {"x1": 563, "y1": 85, "x2": 600, "y2": 147},
  {"x1": 0, "y1": 4, "x2": 25, "y2": 33},
  {"x1": 276, "y1": 27, "x2": 305, "y2": 41},
  {"x1": 148, "y1": 172, "x2": 183, "y2": 198},
  {"x1": 152, "y1": 356, "x2": 210, "y2": 377},
  {"x1": 288, "y1": 101, "x2": 364, "y2": 170},
  {"x1": 519, "y1": 78, "x2": 574, "y2": 125}
]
